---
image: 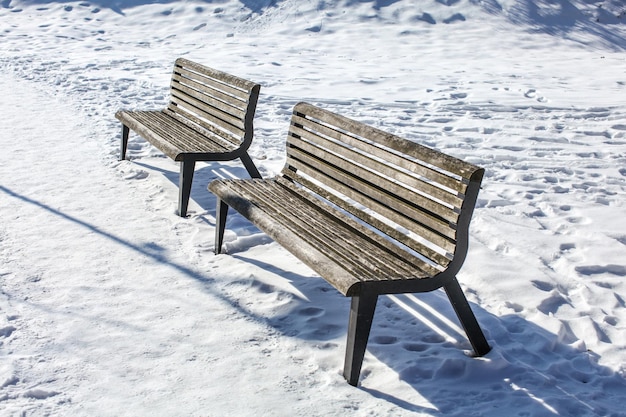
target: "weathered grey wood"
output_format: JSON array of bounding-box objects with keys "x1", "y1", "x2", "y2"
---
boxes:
[
  {"x1": 116, "y1": 58, "x2": 261, "y2": 217},
  {"x1": 209, "y1": 102, "x2": 491, "y2": 386}
]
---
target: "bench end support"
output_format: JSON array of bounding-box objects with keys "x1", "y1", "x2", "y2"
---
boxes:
[
  {"x1": 178, "y1": 159, "x2": 196, "y2": 217},
  {"x1": 343, "y1": 292, "x2": 378, "y2": 386},
  {"x1": 444, "y1": 278, "x2": 491, "y2": 356},
  {"x1": 214, "y1": 199, "x2": 229, "y2": 255},
  {"x1": 240, "y1": 152, "x2": 261, "y2": 179},
  {"x1": 120, "y1": 124, "x2": 129, "y2": 161}
]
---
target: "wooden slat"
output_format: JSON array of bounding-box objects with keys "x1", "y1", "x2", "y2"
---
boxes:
[
  {"x1": 290, "y1": 115, "x2": 467, "y2": 196},
  {"x1": 163, "y1": 108, "x2": 242, "y2": 148},
  {"x1": 276, "y1": 103, "x2": 485, "y2": 256},
  {"x1": 171, "y1": 74, "x2": 248, "y2": 117},
  {"x1": 293, "y1": 103, "x2": 480, "y2": 179},
  {"x1": 134, "y1": 111, "x2": 231, "y2": 151},
  {"x1": 277, "y1": 174, "x2": 452, "y2": 267},
  {"x1": 172, "y1": 69, "x2": 249, "y2": 103},
  {"x1": 286, "y1": 152, "x2": 459, "y2": 249},
  {"x1": 287, "y1": 129, "x2": 463, "y2": 215},
  {"x1": 285, "y1": 149, "x2": 458, "y2": 249},
  {"x1": 275, "y1": 176, "x2": 449, "y2": 272},
  {"x1": 289, "y1": 145, "x2": 456, "y2": 242},
  {"x1": 169, "y1": 90, "x2": 246, "y2": 131},
  {"x1": 222, "y1": 179, "x2": 441, "y2": 280},
  {"x1": 116, "y1": 110, "x2": 237, "y2": 158},
  {"x1": 174, "y1": 59, "x2": 255, "y2": 99},
  {"x1": 289, "y1": 123, "x2": 465, "y2": 206}
]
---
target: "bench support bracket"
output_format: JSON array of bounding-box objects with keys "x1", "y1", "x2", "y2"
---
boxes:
[
  {"x1": 241, "y1": 152, "x2": 262, "y2": 179},
  {"x1": 120, "y1": 124, "x2": 129, "y2": 161},
  {"x1": 214, "y1": 199, "x2": 229, "y2": 255},
  {"x1": 444, "y1": 278, "x2": 491, "y2": 356},
  {"x1": 344, "y1": 292, "x2": 378, "y2": 386},
  {"x1": 179, "y1": 159, "x2": 196, "y2": 217}
]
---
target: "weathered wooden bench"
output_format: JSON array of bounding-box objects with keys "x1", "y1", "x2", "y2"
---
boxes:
[
  {"x1": 209, "y1": 102, "x2": 491, "y2": 386},
  {"x1": 116, "y1": 58, "x2": 262, "y2": 217}
]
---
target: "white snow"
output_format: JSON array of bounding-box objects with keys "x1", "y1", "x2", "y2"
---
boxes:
[{"x1": 1, "y1": 0, "x2": 626, "y2": 415}]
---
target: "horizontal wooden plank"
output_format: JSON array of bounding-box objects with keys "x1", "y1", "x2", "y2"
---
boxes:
[
  {"x1": 216, "y1": 179, "x2": 441, "y2": 280},
  {"x1": 170, "y1": 89, "x2": 246, "y2": 132},
  {"x1": 274, "y1": 176, "x2": 451, "y2": 269},
  {"x1": 286, "y1": 141, "x2": 461, "y2": 226},
  {"x1": 163, "y1": 108, "x2": 243, "y2": 148},
  {"x1": 285, "y1": 160, "x2": 458, "y2": 255},
  {"x1": 293, "y1": 102, "x2": 481, "y2": 179},
  {"x1": 116, "y1": 110, "x2": 238, "y2": 158},
  {"x1": 174, "y1": 58, "x2": 257, "y2": 98},
  {"x1": 287, "y1": 128, "x2": 464, "y2": 212},
  {"x1": 243, "y1": 192, "x2": 414, "y2": 280},
  {"x1": 286, "y1": 148, "x2": 458, "y2": 247},
  {"x1": 290, "y1": 115, "x2": 467, "y2": 197},
  {"x1": 171, "y1": 73, "x2": 248, "y2": 115}
]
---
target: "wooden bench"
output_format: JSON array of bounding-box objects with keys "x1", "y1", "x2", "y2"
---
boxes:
[
  {"x1": 209, "y1": 102, "x2": 491, "y2": 386},
  {"x1": 116, "y1": 58, "x2": 262, "y2": 217}
]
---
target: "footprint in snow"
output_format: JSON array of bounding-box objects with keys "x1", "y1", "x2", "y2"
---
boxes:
[
  {"x1": 297, "y1": 307, "x2": 325, "y2": 318},
  {"x1": 524, "y1": 88, "x2": 548, "y2": 102},
  {"x1": 124, "y1": 170, "x2": 148, "y2": 180},
  {"x1": 575, "y1": 264, "x2": 626, "y2": 276},
  {"x1": 371, "y1": 335, "x2": 398, "y2": 345},
  {"x1": 23, "y1": 389, "x2": 60, "y2": 399},
  {"x1": 0, "y1": 326, "x2": 16, "y2": 337}
]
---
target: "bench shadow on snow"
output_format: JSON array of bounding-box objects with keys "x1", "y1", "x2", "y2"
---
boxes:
[
  {"x1": 4, "y1": 174, "x2": 625, "y2": 415},
  {"x1": 233, "y1": 256, "x2": 626, "y2": 416},
  {"x1": 142, "y1": 162, "x2": 626, "y2": 415}
]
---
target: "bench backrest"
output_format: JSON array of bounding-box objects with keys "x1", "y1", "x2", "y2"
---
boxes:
[
  {"x1": 282, "y1": 102, "x2": 484, "y2": 276},
  {"x1": 165, "y1": 58, "x2": 261, "y2": 150}
]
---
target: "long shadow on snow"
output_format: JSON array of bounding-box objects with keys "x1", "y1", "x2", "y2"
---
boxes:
[
  {"x1": 4, "y1": 182, "x2": 626, "y2": 414},
  {"x1": 473, "y1": 0, "x2": 626, "y2": 50},
  {"x1": 129, "y1": 160, "x2": 626, "y2": 413},
  {"x1": 6, "y1": 0, "x2": 625, "y2": 49},
  {"x1": 130, "y1": 159, "x2": 252, "y2": 216},
  {"x1": 227, "y1": 254, "x2": 626, "y2": 416},
  {"x1": 2, "y1": 0, "x2": 284, "y2": 15}
]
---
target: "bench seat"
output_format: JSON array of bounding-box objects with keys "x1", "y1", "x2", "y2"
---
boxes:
[
  {"x1": 210, "y1": 177, "x2": 445, "y2": 297},
  {"x1": 116, "y1": 110, "x2": 240, "y2": 158}
]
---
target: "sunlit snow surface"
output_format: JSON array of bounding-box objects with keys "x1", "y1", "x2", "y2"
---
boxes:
[{"x1": 1, "y1": 1, "x2": 626, "y2": 416}]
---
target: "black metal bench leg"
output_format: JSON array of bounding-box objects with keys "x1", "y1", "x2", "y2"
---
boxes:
[
  {"x1": 240, "y1": 152, "x2": 261, "y2": 179},
  {"x1": 444, "y1": 278, "x2": 491, "y2": 356},
  {"x1": 120, "y1": 124, "x2": 129, "y2": 161},
  {"x1": 214, "y1": 199, "x2": 229, "y2": 255},
  {"x1": 178, "y1": 159, "x2": 196, "y2": 217},
  {"x1": 343, "y1": 292, "x2": 378, "y2": 386}
]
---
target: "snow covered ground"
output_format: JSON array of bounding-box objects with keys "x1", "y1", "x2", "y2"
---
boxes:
[{"x1": 1, "y1": 0, "x2": 626, "y2": 415}]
